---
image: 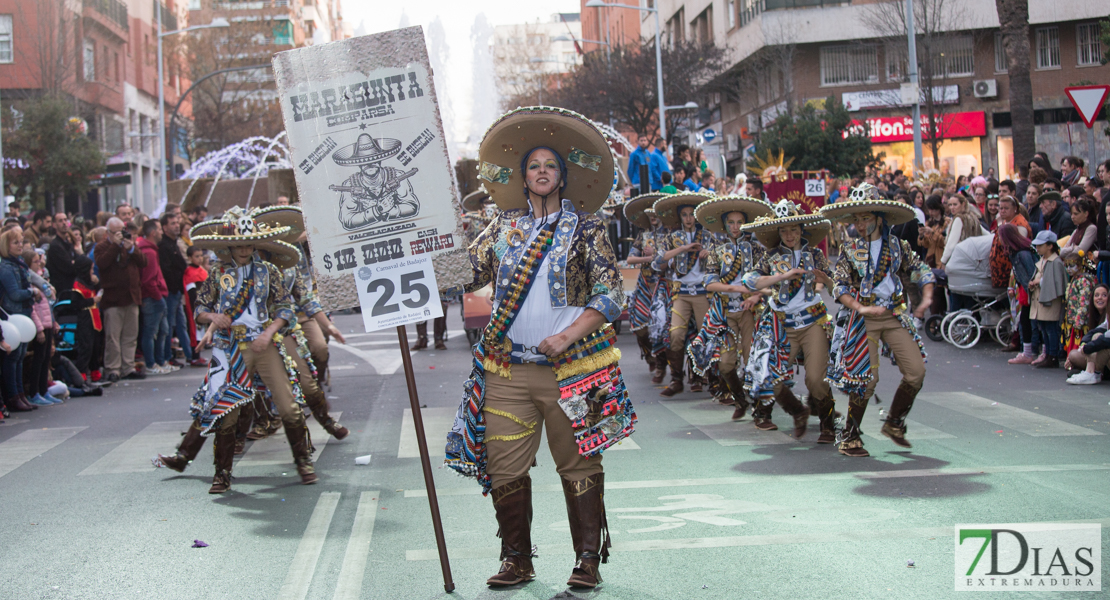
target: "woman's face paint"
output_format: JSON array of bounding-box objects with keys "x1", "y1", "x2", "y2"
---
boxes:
[{"x1": 523, "y1": 148, "x2": 562, "y2": 199}]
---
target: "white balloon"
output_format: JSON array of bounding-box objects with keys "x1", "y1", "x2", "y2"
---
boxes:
[
  {"x1": 0, "y1": 320, "x2": 18, "y2": 346},
  {"x1": 7, "y1": 314, "x2": 37, "y2": 343}
]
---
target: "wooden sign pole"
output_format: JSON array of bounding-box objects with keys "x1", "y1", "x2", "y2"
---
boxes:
[{"x1": 395, "y1": 325, "x2": 455, "y2": 593}]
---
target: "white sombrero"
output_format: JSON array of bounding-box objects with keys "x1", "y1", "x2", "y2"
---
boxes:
[
  {"x1": 651, "y1": 192, "x2": 716, "y2": 230},
  {"x1": 694, "y1": 195, "x2": 774, "y2": 234},
  {"x1": 622, "y1": 193, "x2": 665, "y2": 229},
  {"x1": 819, "y1": 183, "x2": 915, "y2": 226},
  {"x1": 190, "y1": 207, "x2": 302, "y2": 269}
]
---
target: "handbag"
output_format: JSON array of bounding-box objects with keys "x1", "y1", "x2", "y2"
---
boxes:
[{"x1": 1016, "y1": 286, "x2": 1029, "y2": 307}]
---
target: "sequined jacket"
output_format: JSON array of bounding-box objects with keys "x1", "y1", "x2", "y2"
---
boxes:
[
  {"x1": 651, "y1": 225, "x2": 717, "y2": 277},
  {"x1": 285, "y1": 252, "x2": 323, "y2": 318},
  {"x1": 194, "y1": 257, "x2": 296, "y2": 328},
  {"x1": 705, "y1": 234, "x2": 765, "y2": 312},
  {"x1": 628, "y1": 226, "x2": 671, "y2": 279},
  {"x1": 460, "y1": 198, "x2": 624, "y2": 322},
  {"x1": 832, "y1": 237, "x2": 934, "y2": 309},
  {"x1": 742, "y1": 242, "x2": 832, "y2": 309}
]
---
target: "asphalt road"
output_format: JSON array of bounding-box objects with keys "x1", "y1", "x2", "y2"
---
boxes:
[{"x1": 1, "y1": 308, "x2": 1107, "y2": 600}]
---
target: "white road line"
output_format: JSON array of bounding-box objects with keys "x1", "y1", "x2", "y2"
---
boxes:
[
  {"x1": 859, "y1": 405, "x2": 954, "y2": 441},
  {"x1": 329, "y1": 365, "x2": 357, "y2": 371},
  {"x1": 344, "y1": 329, "x2": 466, "y2": 340},
  {"x1": 237, "y1": 412, "x2": 342, "y2": 468},
  {"x1": 277, "y1": 492, "x2": 341, "y2": 600},
  {"x1": 79, "y1": 420, "x2": 193, "y2": 476},
  {"x1": 404, "y1": 462, "x2": 1110, "y2": 497},
  {"x1": 660, "y1": 398, "x2": 795, "y2": 446},
  {"x1": 398, "y1": 408, "x2": 457, "y2": 458},
  {"x1": 0, "y1": 427, "x2": 87, "y2": 479},
  {"x1": 924, "y1": 392, "x2": 1103, "y2": 437},
  {"x1": 331, "y1": 491, "x2": 380, "y2": 600},
  {"x1": 329, "y1": 343, "x2": 404, "y2": 375}
]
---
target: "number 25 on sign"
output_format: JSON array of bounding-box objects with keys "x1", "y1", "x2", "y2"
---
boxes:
[{"x1": 355, "y1": 256, "x2": 443, "y2": 333}]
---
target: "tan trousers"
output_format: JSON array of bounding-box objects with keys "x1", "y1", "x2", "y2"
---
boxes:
[
  {"x1": 283, "y1": 335, "x2": 323, "y2": 400},
  {"x1": 772, "y1": 321, "x2": 832, "y2": 398},
  {"x1": 719, "y1": 310, "x2": 756, "y2": 374},
  {"x1": 863, "y1": 313, "x2": 926, "y2": 400},
  {"x1": 217, "y1": 341, "x2": 301, "y2": 431},
  {"x1": 484, "y1": 362, "x2": 602, "y2": 489},
  {"x1": 669, "y1": 294, "x2": 710, "y2": 354},
  {"x1": 299, "y1": 317, "x2": 329, "y2": 370},
  {"x1": 103, "y1": 304, "x2": 140, "y2": 377}
]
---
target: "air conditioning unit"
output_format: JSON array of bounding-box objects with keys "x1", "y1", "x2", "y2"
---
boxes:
[{"x1": 973, "y1": 79, "x2": 998, "y2": 99}]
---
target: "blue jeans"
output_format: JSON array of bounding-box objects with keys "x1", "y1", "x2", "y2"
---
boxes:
[
  {"x1": 162, "y1": 292, "x2": 192, "y2": 362},
  {"x1": 1031, "y1": 318, "x2": 1062, "y2": 358},
  {"x1": 141, "y1": 297, "x2": 168, "y2": 367},
  {"x1": 1, "y1": 341, "x2": 26, "y2": 400}
]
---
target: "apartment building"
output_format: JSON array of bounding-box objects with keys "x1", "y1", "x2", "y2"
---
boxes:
[
  {"x1": 579, "y1": 0, "x2": 642, "y2": 53},
  {"x1": 647, "y1": 0, "x2": 1110, "y2": 179},
  {"x1": 493, "y1": 13, "x2": 584, "y2": 105}
]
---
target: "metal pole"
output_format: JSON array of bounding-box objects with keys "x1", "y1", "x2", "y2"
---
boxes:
[
  {"x1": 0, "y1": 88, "x2": 5, "y2": 209},
  {"x1": 654, "y1": 9, "x2": 666, "y2": 143},
  {"x1": 395, "y1": 325, "x2": 455, "y2": 593},
  {"x1": 1088, "y1": 126, "x2": 1097, "y2": 180},
  {"x1": 157, "y1": 5, "x2": 168, "y2": 211},
  {"x1": 906, "y1": 0, "x2": 922, "y2": 174}
]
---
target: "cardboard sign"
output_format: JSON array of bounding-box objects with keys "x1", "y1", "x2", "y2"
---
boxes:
[
  {"x1": 355, "y1": 255, "x2": 443, "y2": 332},
  {"x1": 272, "y1": 26, "x2": 467, "y2": 309}
]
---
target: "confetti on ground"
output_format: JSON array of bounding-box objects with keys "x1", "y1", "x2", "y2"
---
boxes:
[{"x1": 192, "y1": 540, "x2": 208, "y2": 548}]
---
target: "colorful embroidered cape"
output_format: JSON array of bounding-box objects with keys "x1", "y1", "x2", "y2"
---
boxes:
[{"x1": 687, "y1": 237, "x2": 762, "y2": 377}]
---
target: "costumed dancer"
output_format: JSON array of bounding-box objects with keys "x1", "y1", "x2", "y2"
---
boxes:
[
  {"x1": 155, "y1": 208, "x2": 318, "y2": 492},
  {"x1": 651, "y1": 192, "x2": 719, "y2": 396},
  {"x1": 687, "y1": 195, "x2": 772, "y2": 420},
  {"x1": 443, "y1": 107, "x2": 634, "y2": 589},
  {"x1": 622, "y1": 193, "x2": 668, "y2": 378},
  {"x1": 821, "y1": 184, "x2": 935, "y2": 457},
  {"x1": 740, "y1": 201, "x2": 836, "y2": 439}
]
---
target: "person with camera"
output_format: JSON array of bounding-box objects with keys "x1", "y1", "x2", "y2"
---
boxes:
[{"x1": 94, "y1": 217, "x2": 147, "y2": 382}]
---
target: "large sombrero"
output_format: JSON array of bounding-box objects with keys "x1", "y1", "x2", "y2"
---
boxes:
[
  {"x1": 251, "y1": 205, "x2": 304, "y2": 244},
  {"x1": 742, "y1": 199, "x2": 831, "y2": 248},
  {"x1": 476, "y1": 106, "x2": 617, "y2": 213},
  {"x1": 694, "y1": 195, "x2": 774, "y2": 234},
  {"x1": 461, "y1": 189, "x2": 491, "y2": 213},
  {"x1": 332, "y1": 133, "x2": 401, "y2": 166},
  {"x1": 819, "y1": 183, "x2": 915, "y2": 226},
  {"x1": 622, "y1": 193, "x2": 665, "y2": 229},
  {"x1": 651, "y1": 192, "x2": 716, "y2": 229},
  {"x1": 190, "y1": 207, "x2": 302, "y2": 269}
]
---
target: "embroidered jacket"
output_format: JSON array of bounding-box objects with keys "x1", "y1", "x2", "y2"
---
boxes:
[
  {"x1": 832, "y1": 237, "x2": 934, "y2": 309},
  {"x1": 651, "y1": 224, "x2": 717, "y2": 278},
  {"x1": 705, "y1": 233, "x2": 765, "y2": 312},
  {"x1": 742, "y1": 241, "x2": 832, "y2": 310},
  {"x1": 194, "y1": 257, "x2": 296, "y2": 335},
  {"x1": 285, "y1": 251, "x2": 324, "y2": 318},
  {"x1": 459, "y1": 198, "x2": 624, "y2": 322},
  {"x1": 628, "y1": 226, "x2": 671, "y2": 279}
]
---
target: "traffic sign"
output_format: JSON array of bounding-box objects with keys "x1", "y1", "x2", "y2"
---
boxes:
[
  {"x1": 702, "y1": 128, "x2": 717, "y2": 142},
  {"x1": 1064, "y1": 85, "x2": 1109, "y2": 129}
]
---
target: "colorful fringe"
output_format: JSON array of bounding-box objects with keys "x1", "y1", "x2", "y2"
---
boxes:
[
  {"x1": 745, "y1": 309, "x2": 794, "y2": 404},
  {"x1": 648, "y1": 280, "x2": 672, "y2": 355},
  {"x1": 628, "y1": 274, "x2": 658, "y2": 333},
  {"x1": 560, "y1": 363, "x2": 636, "y2": 458},
  {"x1": 445, "y1": 350, "x2": 491, "y2": 492},
  {"x1": 826, "y1": 303, "x2": 927, "y2": 396},
  {"x1": 687, "y1": 294, "x2": 729, "y2": 377},
  {"x1": 190, "y1": 342, "x2": 253, "y2": 435}
]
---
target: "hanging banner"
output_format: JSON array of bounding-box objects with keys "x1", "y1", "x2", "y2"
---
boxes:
[{"x1": 272, "y1": 26, "x2": 467, "y2": 310}]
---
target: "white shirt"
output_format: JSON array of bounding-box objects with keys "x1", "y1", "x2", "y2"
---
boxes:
[
  {"x1": 870, "y1": 239, "x2": 897, "y2": 300},
  {"x1": 232, "y1": 264, "x2": 264, "y2": 330},
  {"x1": 507, "y1": 212, "x2": 585, "y2": 362},
  {"x1": 678, "y1": 230, "x2": 705, "y2": 286},
  {"x1": 770, "y1": 249, "x2": 822, "y2": 314}
]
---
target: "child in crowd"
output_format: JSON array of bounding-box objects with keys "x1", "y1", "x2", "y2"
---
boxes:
[
  {"x1": 22, "y1": 249, "x2": 61, "y2": 406},
  {"x1": 183, "y1": 246, "x2": 210, "y2": 358},
  {"x1": 1028, "y1": 230, "x2": 1067, "y2": 369}
]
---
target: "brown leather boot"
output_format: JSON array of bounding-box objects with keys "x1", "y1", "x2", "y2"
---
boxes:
[
  {"x1": 433, "y1": 315, "x2": 448, "y2": 350},
  {"x1": 708, "y1": 370, "x2": 732, "y2": 404},
  {"x1": 412, "y1": 322, "x2": 429, "y2": 350},
  {"x1": 838, "y1": 396, "x2": 870, "y2": 457},
  {"x1": 312, "y1": 351, "x2": 329, "y2": 392},
  {"x1": 306, "y1": 390, "x2": 349, "y2": 440},
  {"x1": 208, "y1": 429, "x2": 235, "y2": 494},
  {"x1": 751, "y1": 398, "x2": 778, "y2": 430},
  {"x1": 285, "y1": 419, "x2": 318, "y2": 484},
  {"x1": 486, "y1": 477, "x2": 536, "y2": 587},
  {"x1": 660, "y1": 351, "x2": 684, "y2": 397},
  {"x1": 158, "y1": 422, "x2": 207, "y2": 472},
  {"x1": 723, "y1": 371, "x2": 750, "y2": 421},
  {"x1": 9, "y1": 394, "x2": 36, "y2": 412},
  {"x1": 651, "y1": 351, "x2": 667, "y2": 384},
  {"x1": 688, "y1": 370, "x2": 704, "y2": 393},
  {"x1": 775, "y1": 387, "x2": 811, "y2": 439},
  {"x1": 635, "y1": 332, "x2": 656, "y2": 372},
  {"x1": 881, "y1": 382, "x2": 918, "y2": 448},
  {"x1": 562, "y1": 473, "x2": 609, "y2": 588},
  {"x1": 811, "y1": 395, "x2": 837, "y2": 444}
]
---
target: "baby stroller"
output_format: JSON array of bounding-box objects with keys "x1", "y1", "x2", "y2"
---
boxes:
[{"x1": 929, "y1": 233, "x2": 1013, "y2": 349}]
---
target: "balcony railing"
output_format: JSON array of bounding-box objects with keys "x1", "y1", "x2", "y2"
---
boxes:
[
  {"x1": 740, "y1": 0, "x2": 847, "y2": 27},
  {"x1": 156, "y1": 1, "x2": 178, "y2": 32},
  {"x1": 83, "y1": 0, "x2": 129, "y2": 32},
  {"x1": 214, "y1": 0, "x2": 294, "y2": 10}
]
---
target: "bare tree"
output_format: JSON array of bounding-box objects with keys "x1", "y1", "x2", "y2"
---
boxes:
[
  {"x1": 9, "y1": 0, "x2": 79, "y2": 101},
  {"x1": 995, "y1": 0, "x2": 1035, "y2": 166},
  {"x1": 492, "y1": 23, "x2": 555, "y2": 109},
  {"x1": 866, "y1": 0, "x2": 974, "y2": 168}
]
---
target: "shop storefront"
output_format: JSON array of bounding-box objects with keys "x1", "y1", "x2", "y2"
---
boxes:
[{"x1": 847, "y1": 111, "x2": 987, "y2": 178}]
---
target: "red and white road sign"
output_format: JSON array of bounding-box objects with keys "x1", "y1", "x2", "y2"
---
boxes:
[{"x1": 1064, "y1": 85, "x2": 1110, "y2": 129}]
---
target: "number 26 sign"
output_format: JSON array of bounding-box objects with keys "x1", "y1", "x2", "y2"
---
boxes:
[{"x1": 355, "y1": 256, "x2": 443, "y2": 332}]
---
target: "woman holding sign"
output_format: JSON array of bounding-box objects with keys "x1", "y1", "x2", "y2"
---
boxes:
[{"x1": 444, "y1": 107, "x2": 634, "y2": 589}]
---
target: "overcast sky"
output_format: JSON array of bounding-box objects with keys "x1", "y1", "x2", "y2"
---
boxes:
[{"x1": 343, "y1": 1, "x2": 583, "y2": 158}]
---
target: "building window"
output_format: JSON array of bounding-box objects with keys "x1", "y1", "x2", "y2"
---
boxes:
[
  {"x1": 727, "y1": 0, "x2": 736, "y2": 29},
  {"x1": 934, "y1": 35, "x2": 974, "y2": 77},
  {"x1": 1076, "y1": 23, "x2": 1103, "y2": 67},
  {"x1": 1036, "y1": 27, "x2": 1060, "y2": 69},
  {"x1": 994, "y1": 32, "x2": 1008, "y2": 73},
  {"x1": 0, "y1": 15, "x2": 12, "y2": 64},
  {"x1": 692, "y1": 7, "x2": 713, "y2": 44},
  {"x1": 820, "y1": 44, "x2": 879, "y2": 87},
  {"x1": 886, "y1": 43, "x2": 907, "y2": 82},
  {"x1": 84, "y1": 38, "x2": 97, "y2": 81}
]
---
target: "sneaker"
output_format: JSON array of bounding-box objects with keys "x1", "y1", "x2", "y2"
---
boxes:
[
  {"x1": 189, "y1": 357, "x2": 208, "y2": 367},
  {"x1": 29, "y1": 394, "x2": 53, "y2": 407},
  {"x1": 1029, "y1": 353, "x2": 1047, "y2": 367},
  {"x1": 43, "y1": 393, "x2": 64, "y2": 404},
  {"x1": 160, "y1": 362, "x2": 181, "y2": 372},
  {"x1": 168, "y1": 359, "x2": 184, "y2": 368},
  {"x1": 107, "y1": 373, "x2": 121, "y2": 383},
  {"x1": 1008, "y1": 353, "x2": 1035, "y2": 365},
  {"x1": 123, "y1": 370, "x2": 147, "y2": 380},
  {"x1": 1067, "y1": 371, "x2": 1101, "y2": 385}
]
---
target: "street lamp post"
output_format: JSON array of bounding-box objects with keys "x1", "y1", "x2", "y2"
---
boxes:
[
  {"x1": 157, "y1": 13, "x2": 228, "y2": 209},
  {"x1": 585, "y1": 0, "x2": 667, "y2": 142}
]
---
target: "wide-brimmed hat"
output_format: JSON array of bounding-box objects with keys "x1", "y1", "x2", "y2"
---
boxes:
[
  {"x1": 742, "y1": 199, "x2": 831, "y2": 248},
  {"x1": 190, "y1": 206, "x2": 301, "y2": 269},
  {"x1": 622, "y1": 193, "x2": 665, "y2": 229},
  {"x1": 332, "y1": 133, "x2": 401, "y2": 166},
  {"x1": 461, "y1": 189, "x2": 492, "y2": 213},
  {"x1": 477, "y1": 106, "x2": 616, "y2": 213},
  {"x1": 251, "y1": 205, "x2": 304, "y2": 244},
  {"x1": 652, "y1": 192, "x2": 716, "y2": 229},
  {"x1": 695, "y1": 195, "x2": 774, "y2": 234},
  {"x1": 819, "y1": 183, "x2": 915, "y2": 226}
]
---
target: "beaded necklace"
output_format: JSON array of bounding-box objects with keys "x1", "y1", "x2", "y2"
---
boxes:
[{"x1": 225, "y1": 264, "x2": 255, "y2": 321}]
